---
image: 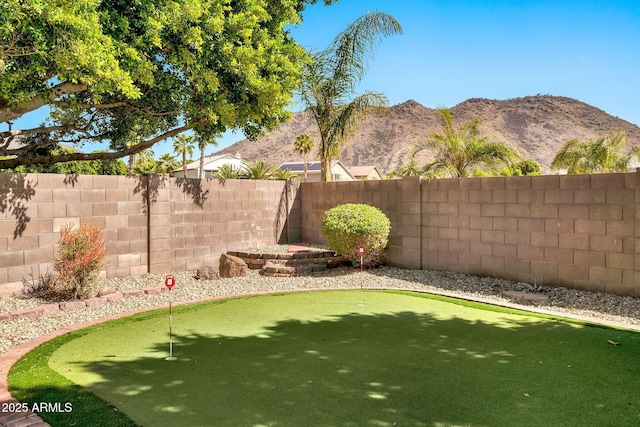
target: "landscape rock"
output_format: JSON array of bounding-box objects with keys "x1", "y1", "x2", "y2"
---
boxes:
[
  {"x1": 195, "y1": 266, "x2": 220, "y2": 281},
  {"x1": 98, "y1": 287, "x2": 116, "y2": 297},
  {"x1": 219, "y1": 253, "x2": 247, "y2": 278}
]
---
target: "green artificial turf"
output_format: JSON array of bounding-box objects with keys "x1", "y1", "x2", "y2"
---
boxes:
[{"x1": 9, "y1": 290, "x2": 640, "y2": 426}]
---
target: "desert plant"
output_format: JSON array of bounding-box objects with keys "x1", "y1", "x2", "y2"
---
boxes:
[
  {"x1": 293, "y1": 134, "x2": 315, "y2": 181},
  {"x1": 321, "y1": 203, "x2": 391, "y2": 267},
  {"x1": 412, "y1": 108, "x2": 521, "y2": 179},
  {"x1": 299, "y1": 12, "x2": 402, "y2": 181},
  {"x1": 551, "y1": 130, "x2": 638, "y2": 174},
  {"x1": 52, "y1": 223, "x2": 107, "y2": 299},
  {"x1": 215, "y1": 164, "x2": 242, "y2": 180},
  {"x1": 241, "y1": 160, "x2": 276, "y2": 180},
  {"x1": 272, "y1": 168, "x2": 300, "y2": 180}
]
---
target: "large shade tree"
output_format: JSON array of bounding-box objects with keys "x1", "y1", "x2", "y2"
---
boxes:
[
  {"x1": 299, "y1": 11, "x2": 402, "y2": 181},
  {"x1": 0, "y1": 0, "x2": 334, "y2": 170},
  {"x1": 412, "y1": 108, "x2": 520, "y2": 179},
  {"x1": 551, "y1": 130, "x2": 639, "y2": 174}
]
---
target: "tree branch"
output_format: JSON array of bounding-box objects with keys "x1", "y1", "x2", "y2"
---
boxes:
[
  {"x1": 53, "y1": 99, "x2": 181, "y2": 116},
  {"x1": 0, "y1": 81, "x2": 88, "y2": 123},
  {"x1": 0, "y1": 124, "x2": 195, "y2": 169}
]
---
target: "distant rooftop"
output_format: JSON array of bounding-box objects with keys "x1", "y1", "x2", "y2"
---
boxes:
[{"x1": 280, "y1": 161, "x2": 322, "y2": 172}]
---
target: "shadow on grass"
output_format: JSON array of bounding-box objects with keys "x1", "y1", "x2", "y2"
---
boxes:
[{"x1": 10, "y1": 292, "x2": 640, "y2": 427}]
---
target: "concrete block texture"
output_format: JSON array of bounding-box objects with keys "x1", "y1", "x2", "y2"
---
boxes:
[{"x1": 2, "y1": 172, "x2": 640, "y2": 297}]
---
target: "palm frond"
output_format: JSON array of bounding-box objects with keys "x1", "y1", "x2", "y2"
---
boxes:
[
  {"x1": 552, "y1": 131, "x2": 632, "y2": 174},
  {"x1": 329, "y1": 11, "x2": 403, "y2": 91}
]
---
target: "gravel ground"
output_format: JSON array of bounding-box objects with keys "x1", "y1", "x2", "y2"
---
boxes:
[{"x1": 2, "y1": 266, "x2": 640, "y2": 356}]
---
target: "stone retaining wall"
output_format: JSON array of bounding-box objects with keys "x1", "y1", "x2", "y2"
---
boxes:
[{"x1": 227, "y1": 250, "x2": 341, "y2": 270}]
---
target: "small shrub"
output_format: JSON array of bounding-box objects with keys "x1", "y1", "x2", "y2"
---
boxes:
[
  {"x1": 321, "y1": 203, "x2": 391, "y2": 267},
  {"x1": 52, "y1": 223, "x2": 107, "y2": 299}
]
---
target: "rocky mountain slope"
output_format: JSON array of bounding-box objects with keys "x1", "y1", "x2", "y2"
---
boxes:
[{"x1": 215, "y1": 95, "x2": 640, "y2": 175}]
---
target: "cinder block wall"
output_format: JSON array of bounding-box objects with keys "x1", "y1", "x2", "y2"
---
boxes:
[
  {"x1": 0, "y1": 174, "x2": 148, "y2": 294},
  {"x1": 300, "y1": 177, "x2": 421, "y2": 268},
  {"x1": 299, "y1": 173, "x2": 639, "y2": 297},
  {"x1": 147, "y1": 177, "x2": 299, "y2": 273},
  {"x1": 421, "y1": 173, "x2": 638, "y2": 295},
  {"x1": 0, "y1": 173, "x2": 300, "y2": 295}
]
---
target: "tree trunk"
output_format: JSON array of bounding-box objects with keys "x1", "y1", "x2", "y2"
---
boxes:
[
  {"x1": 303, "y1": 153, "x2": 308, "y2": 182},
  {"x1": 182, "y1": 153, "x2": 188, "y2": 178},
  {"x1": 199, "y1": 147, "x2": 205, "y2": 179},
  {"x1": 320, "y1": 157, "x2": 330, "y2": 181}
]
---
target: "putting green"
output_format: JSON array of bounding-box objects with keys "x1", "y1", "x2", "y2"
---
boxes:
[{"x1": 34, "y1": 291, "x2": 640, "y2": 425}]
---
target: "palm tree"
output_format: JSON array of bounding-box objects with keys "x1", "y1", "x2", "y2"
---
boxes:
[
  {"x1": 195, "y1": 134, "x2": 218, "y2": 179},
  {"x1": 173, "y1": 134, "x2": 195, "y2": 178},
  {"x1": 215, "y1": 164, "x2": 241, "y2": 181},
  {"x1": 412, "y1": 108, "x2": 520, "y2": 179},
  {"x1": 299, "y1": 12, "x2": 402, "y2": 181},
  {"x1": 388, "y1": 157, "x2": 421, "y2": 178},
  {"x1": 241, "y1": 160, "x2": 276, "y2": 180},
  {"x1": 157, "y1": 153, "x2": 179, "y2": 176},
  {"x1": 132, "y1": 149, "x2": 156, "y2": 175},
  {"x1": 551, "y1": 130, "x2": 639, "y2": 174},
  {"x1": 293, "y1": 134, "x2": 314, "y2": 182},
  {"x1": 272, "y1": 168, "x2": 300, "y2": 181}
]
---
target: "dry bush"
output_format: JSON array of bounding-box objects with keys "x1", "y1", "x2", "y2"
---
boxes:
[{"x1": 51, "y1": 223, "x2": 107, "y2": 299}]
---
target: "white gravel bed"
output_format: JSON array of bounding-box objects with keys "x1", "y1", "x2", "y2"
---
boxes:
[{"x1": 1, "y1": 267, "x2": 640, "y2": 356}]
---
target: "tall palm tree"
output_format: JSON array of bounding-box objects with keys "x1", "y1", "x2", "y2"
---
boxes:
[
  {"x1": 299, "y1": 11, "x2": 402, "y2": 181},
  {"x1": 412, "y1": 108, "x2": 520, "y2": 179},
  {"x1": 173, "y1": 134, "x2": 195, "y2": 178},
  {"x1": 551, "y1": 130, "x2": 639, "y2": 174},
  {"x1": 293, "y1": 134, "x2": 314, "y2": 182},
  {"x1": 157, "y1": 153, "x2": 179, "y2": 176},
  {"x1": 195, "y1": 134, "x2": 218, "y2": 179}
]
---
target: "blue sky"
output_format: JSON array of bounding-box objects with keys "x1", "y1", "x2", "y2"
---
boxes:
[
  {"x1": 6, "y1": 0, "x2": 640, "y2": 158},
  {"x1": 206, "y1": 0, "x2": 640, "y2": 156}
]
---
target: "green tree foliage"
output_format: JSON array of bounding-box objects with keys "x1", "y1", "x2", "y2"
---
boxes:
[
  {"x1": 4, "y1": 147, "x2": 127, "y2": 175},
  {"x1": 0, "y1": 0, "x2": 335, "y2": 169},
  {"x1": 387, "y1": 157, "x2": 421, "y2": 178},
  {"x1": 272, "y1": 168, "x2": 300, "y2": 180},
  {"x1": 411, "y1": 108, "x2": 520, "y2": 179},
  {"x1": 214, "y1": 164, "x2": 242, "y2": 180},
  {"x1": 321, "y1": 203, "x2": 390, "y2": 267},
  {"x1": 551, "y1": 130, "x2": 638, "y2": 174},
  {"x1": 157, "y1": 153, "x2": 179, "y2": 176},
  {"x1": 196, "y1": 134, "x2": 218, "y2": 179},
  {"x1": 293, "y1": 134, "x2": 314, "y2": 181},
  {"x1": 299, "y1": 12, "x2": 402, "y2": 181},
  {"x1": 513, "y1": 159, "x2": 541, "y2": 175},
  {"x1": 241, "y1": 160, "x2": 276, "y2": 180},
  {"x1": 173, "y1": 134, "x2": 195, "y2": 177}
]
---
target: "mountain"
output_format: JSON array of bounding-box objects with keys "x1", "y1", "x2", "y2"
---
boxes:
[{"x1": 214, "y1": 95, "x2": 640, "y2": 175}]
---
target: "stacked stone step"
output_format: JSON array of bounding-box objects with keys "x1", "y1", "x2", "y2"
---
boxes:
[{"x1": 227, "y1": 250, "x2": 347, "y2": 277}]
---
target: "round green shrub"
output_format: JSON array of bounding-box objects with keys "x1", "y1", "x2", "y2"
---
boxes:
[{"x1": 321, "y1": 203, "x2": 391, "y2": 266}]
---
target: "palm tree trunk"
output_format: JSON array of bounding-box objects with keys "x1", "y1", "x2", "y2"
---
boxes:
[
  {"x1": 321, "y1": 157, "x2": 330, "y2": 182},
  {"x1": 303, "y1": 153, "x2": 308, "y2": 182},
  {"x1": 128, "y1": 155, "x2": 135, "y2": 176},
  {"x1": 199, "y1": 147, "x2": 205, "y2": 179},
  {"x1": 182, "y1": 153, "x2": 188, "y2": 178}
]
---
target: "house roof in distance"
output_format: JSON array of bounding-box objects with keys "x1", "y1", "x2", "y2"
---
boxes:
[
  {"x1": 185, "y1": 152, "x2": 242, "y2": 170},
  {"x1": 349, "y1": 165, "x2": 380, "y2": 177},
  {"x1": 279, "y1": 161, "x2": 322, "y2": 172}
]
